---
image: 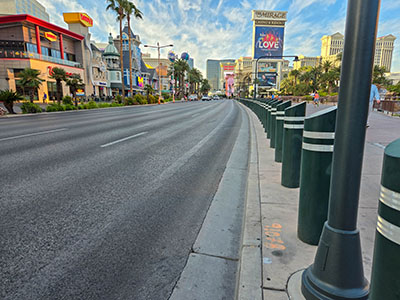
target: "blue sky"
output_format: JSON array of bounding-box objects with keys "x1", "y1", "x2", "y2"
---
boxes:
[{"x1": 39, "y1": 0, "x2": 400, "y2": 75}]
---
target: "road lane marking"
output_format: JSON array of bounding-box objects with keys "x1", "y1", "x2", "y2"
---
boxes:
[
  {"x1": 100, "y1": 131, "x2": 148, "y2": 148},
  {"x1": 191, "y1": 113, "x2": 200, "y2": 117},
  {"x1": 0, "y1": 128, "x2": 68, "y2": 142}
]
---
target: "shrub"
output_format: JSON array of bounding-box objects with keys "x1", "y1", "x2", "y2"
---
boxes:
[
  {"x1": 98, "y1": 103, "x2": 111, "y2": 108},
  {"x1": 62, "y1": 96, "x2": 73, "y2": 105},
  {"x1": 141, "y1": 98, "x2": 148, "y2": 105},
  {"x1": 124, "y1": 97, "x2": 135, "y2": 105},
  {"x1": 134, "y1": 94, "x2": 145, "y2": 104},
  {"x1": 148, "y1": 94, "x2": 156, "y2": 104},
  {"x1": 111, "y1": 102, "x2": 123, "y2": 107},
  {"x1": 87, "y1": 101, "x2": 98, "y2": 109},
  {"x1": 162, "y1": 92, "x2": 170, "y2": 99},
  {"x1": 21, "y1": 102, "x2": 43, "y2": 114},
  {"x1": 64, "y1": 104, "x2": 77, "y2": 111},
  {"x1": 46, "y1": 104, "x2": 65, "y2": 112},
  {"x1": 303, "y1": 95, "x2": 313, "y2": 101},
  {"x1": 115, "y1": 94, "x2": 123, "y2": 104},
  {"x1": 78, "y1": 104, "x2": 85, "y2": 110}
]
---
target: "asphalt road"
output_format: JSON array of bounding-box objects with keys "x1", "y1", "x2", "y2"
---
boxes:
[{"x1": 0, "y1": 100, "x2": 244, "y2": 300}]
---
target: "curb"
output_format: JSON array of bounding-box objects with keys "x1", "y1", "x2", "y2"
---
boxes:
[{"x1": 235, "y1": 103, "x2": 263, "y2": 300}]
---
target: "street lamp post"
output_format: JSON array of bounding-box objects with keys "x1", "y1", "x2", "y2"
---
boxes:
[
  {"x1": 301, "y1": 1, "x2": 380, "y2": 299},
  {"x1": 253, "y1": 55, "x2": 298, "y2": 99},
  {"x1": 144, "y1": 42, "x2": 173, "y2": 104}
]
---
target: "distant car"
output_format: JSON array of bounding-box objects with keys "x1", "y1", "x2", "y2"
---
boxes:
[
  {"x1": 212, "y1": 96, "x2": 220, "y2": 100},
  {"x1": 189, "y1": 94, "x2": 198, "y2": 101},
  {"x1": 201, "y1": 96, "x2": 211, "y2": 101}
]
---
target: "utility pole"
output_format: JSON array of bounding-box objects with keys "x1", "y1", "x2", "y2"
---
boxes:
[{"x1": 144, "y1": 42, "x2": 173, "y2": 104}]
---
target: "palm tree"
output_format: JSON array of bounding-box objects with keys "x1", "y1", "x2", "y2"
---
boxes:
[
  {"x1": 49, "y1": 67, "x2": 67, "y2": 105},
  {"x1": 322, "y1": 60, "x2": 333, "y2": 73},
  {"x1": 289, "y1": 69, "x2": 300, "y2": 86},
  {"x1": 188, "y1": 68, "x2": 202, "y2": 94},
  {"x1": 144, "y1": 84, "x2": 154, "y2": 103},
  {"x1": 106, "y1": 0, "x2": 127, "y2": 99},
  {"x1": 16, "y1": 68, "x2": 44, "y2": 103},
  {"x1": 124, "y1": 0, "x2": 143, "y2": 97},
  {"x1": 173, "y1": 59, "x2": 189, "y2": 97},
  {"x1": 0, "y1": 89, "x2": 23, "y2": 114},
  {"x1": 200, "y1": 79, "x2": 211, "y2": 95},
  {"x1": 66, "y1": 74, "x2": 84, "y2": 105}
]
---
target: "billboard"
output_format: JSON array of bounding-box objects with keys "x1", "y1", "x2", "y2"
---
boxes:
[
  {"x1": 258, "y1": 62, "x2": 277, "y2": 73},
  {"x1": 254, "y1": 27, "x2": 284, "y2": 58},
  {"x1": 225, "y1": 74, "x2": 235, "y2": 97},
  {"x1": 258, "y1": 72, "x2": 277, "y2": 87}
]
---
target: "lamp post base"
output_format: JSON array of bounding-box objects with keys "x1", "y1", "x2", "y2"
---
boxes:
[{"x1": 301, "y1": 222, "x2": 369, "y2": 300}]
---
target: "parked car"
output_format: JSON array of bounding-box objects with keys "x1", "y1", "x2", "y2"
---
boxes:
[
  {"x1": 212, "y1": 96, "x2": 220, "y2": 100},
  {"x1": 201, "y1": 96, "x2": 211, "y2": 101}
]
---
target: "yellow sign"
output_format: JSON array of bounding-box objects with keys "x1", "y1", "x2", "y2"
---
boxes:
[
  {"x1": 63, "y1": 12, "x2": 93, "y2": 27},
  {"x1": 44, "y1": 32, "x2": 57, "y2": 42}
]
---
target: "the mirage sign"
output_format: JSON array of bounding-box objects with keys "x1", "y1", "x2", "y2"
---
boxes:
[{"x1": 254, "y1": 27, "x2": 284, "y2": 59}]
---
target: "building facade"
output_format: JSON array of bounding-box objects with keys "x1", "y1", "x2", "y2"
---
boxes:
[
  {"x1": 206, "y1": 59, "x2": 235, "y2": 92},
  {"x1": 0, "y1": 14, "x2": 86, "y2": 101},
  {"x1": 114, "y1": 25, "x2": 145, "y2": 95},
  {"x1": 142, "y1": 55, "x2": 171, "y2": 92},
  {"x1": 234, "y1": 56, "x2": 252, "y2": 97},
  {"x1": 102, "y1": 33, "x2": 122, "y2": 96},
  {"x1": 375, "y1": 35, "x2": 396, "y2": 72},
  {"x1": 321, "y1": 32, "x2": 396, "y2": 71},
  {"x1": 0, "y1": 0, "x2": 49, "y2": 22},
  {"x1": 293, "y1": 55, "x2": 322, "y2": 70},
  {"x1": 321, "y1": 32, "x2": 344, "y2": 57}
]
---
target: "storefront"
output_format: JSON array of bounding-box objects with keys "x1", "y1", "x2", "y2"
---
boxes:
[{"x1": 0, "y1": 14, "x2": 86, "y2": 102}]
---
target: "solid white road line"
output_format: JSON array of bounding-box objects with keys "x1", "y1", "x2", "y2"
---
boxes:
[
  {"x1": 0, "y1": 128, "x2": 68, "y2": 142},
  {"x1": 100, "y1": 131, "x2": 148, "y2": 148}
]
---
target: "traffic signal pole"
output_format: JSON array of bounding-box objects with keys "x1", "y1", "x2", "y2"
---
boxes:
[{"x1": 301, "y1": 0, "x2": 381, "y2": 299}]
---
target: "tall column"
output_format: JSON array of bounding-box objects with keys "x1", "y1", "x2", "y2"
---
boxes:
[
  {"x1": 59, "y1": 34, "x2": 64, "y2": 59},
  {"x1": 35, "y1": 25, "x2": 41, "y2": 55}
]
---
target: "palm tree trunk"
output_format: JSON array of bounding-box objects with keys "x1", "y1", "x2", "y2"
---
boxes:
[
  {"x1": 127, "y1": 15, "x2": 133, "y2": 97},
  {"x1": 119, "y1": 13, "x2": 125, "y2": 100}
]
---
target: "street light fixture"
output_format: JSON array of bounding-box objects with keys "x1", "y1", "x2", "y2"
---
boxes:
[
  {"x1": 253, "y1": 55, "x2": 299, "y2": 99},
  {"x1": 144, "y1": 43, "x2": 174, "y2": 104}
]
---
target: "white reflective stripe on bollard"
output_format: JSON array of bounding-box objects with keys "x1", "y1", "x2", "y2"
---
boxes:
[
  {"x1": 302, "y1": 142, "x2": 334, "y2": 152},
  {"x1": 277, "y1": 111, "x2": 285, "y2": 115},
  {"x1": 284, "y1": 124, "x2": 304, "y2": 129},
  {"x1": 380, "y1": 185, "x2": 400, "y2": 212},
  {"x1": 276, "y1": 117, "x2": 285, "y2": 121},
  {"x1": 377, "y1": 215, "x2": 400, "y2": 246},
  {"x1": 284, "y1": 116, "x2": 305, "y2": 122},
  {"x1": 303, "y1": 131, "x2": 335, "y2": 139}
]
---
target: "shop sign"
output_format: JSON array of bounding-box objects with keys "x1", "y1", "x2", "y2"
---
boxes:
[
  {"x1": 63, "y1": 12, "x2": 93, "y2": 27},
  {"x1": 94, "y1": 81, "x2": 107, "y2": 86},
  {"x1": 44, "y1": 32, "x2": 57, "y2": 42},
  {"x1": 76, "y1": 89, "x2": 85, "y2": 96},
  {"x1": 137, "y1": 76, "x2": 144, "y2": 88},
  {"x1": 79, "y1": 13, "x2": 93, "y2": 27},
  {"x1": 47, "y1": 66, "x2": 73, "y2": 77}
]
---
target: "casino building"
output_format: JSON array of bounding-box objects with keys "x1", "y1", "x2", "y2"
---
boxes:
[{"x1": 0, "y1": 14, "x2": 87, "y2": 101}]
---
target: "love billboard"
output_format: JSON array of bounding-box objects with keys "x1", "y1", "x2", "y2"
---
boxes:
[{"x1": 254, "y1": 27, "x2": 284, "y2": 59}]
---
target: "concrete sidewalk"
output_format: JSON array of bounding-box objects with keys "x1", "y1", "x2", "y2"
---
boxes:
[{"x1": 237, "y1": 102, "x2": 400, "y2": 299}]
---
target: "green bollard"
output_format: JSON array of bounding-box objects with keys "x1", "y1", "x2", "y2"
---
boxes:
[
  {"x1": 267, "y1": 100, "x2": 280, "y2": 139},
  {"x1": 370, "y1": 138, "x2": 400, "y2": 300},
  {"x1": 264, "y1": 100, "x2": 272, "y2": 135},
  {"x1": 281, "y1": 102, "x2": 306, "y2": 188},
  {"x1": 274, "y1": 100, "x2": 292, "y2": 162},
  {"x1": 298, "y1": 106, "x2": 337, "y2": 245},
  {"x1": 269, "y1": 100, "x2": 283, "y2": 148},
  {"x1": 266, "y1": 100, "x2": 277, "y2": 138}
]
